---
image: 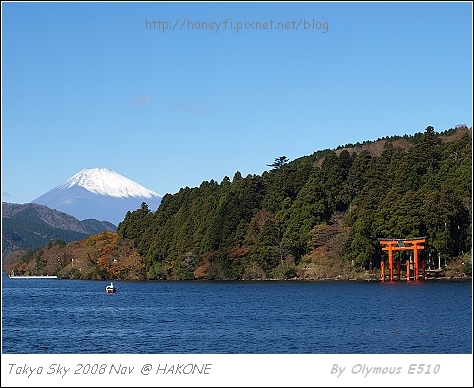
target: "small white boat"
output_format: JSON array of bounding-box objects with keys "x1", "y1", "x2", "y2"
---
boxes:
[{"x1": 105, "y1": 282, "x2": 116, "y2": 293}]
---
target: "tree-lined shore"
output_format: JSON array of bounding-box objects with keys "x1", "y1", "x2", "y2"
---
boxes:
[{"x1": 4, "y1": 126, "x2": 472, "y2": 281}]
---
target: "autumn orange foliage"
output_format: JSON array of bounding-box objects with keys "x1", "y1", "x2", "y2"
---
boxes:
[{"x1": 4, "y1": 232, "x2": 145, "y2": 280}]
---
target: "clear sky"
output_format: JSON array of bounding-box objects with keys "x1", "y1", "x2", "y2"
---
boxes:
[{"x1": 1, "y1": 1, "x2": 472, "y2": 204}]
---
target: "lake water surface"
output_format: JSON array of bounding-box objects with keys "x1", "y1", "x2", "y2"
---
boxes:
[{"x1": 2, "y1": 274, "x2": 471, "y2": 354}]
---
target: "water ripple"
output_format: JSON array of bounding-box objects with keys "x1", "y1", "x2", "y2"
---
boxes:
[{"x1": 2, "y1": 277, "x2": 471, "y2": 354}]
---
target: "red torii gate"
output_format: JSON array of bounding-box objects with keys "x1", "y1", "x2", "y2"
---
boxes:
[{"x1": 377, "y1": 237, "x2": 427, "y2": 282}]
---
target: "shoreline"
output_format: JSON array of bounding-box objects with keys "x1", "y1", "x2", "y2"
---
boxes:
[{"x1": 3, "y1": 272, "x2": 470, "y2": 282}]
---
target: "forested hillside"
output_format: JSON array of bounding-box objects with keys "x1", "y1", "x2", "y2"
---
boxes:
[
  {"x1": 2, "y1": 203, "x2": 116, "y2": 255},
  {"x1": 4, "y1": 126, "x2": 472, "y2": 280}
]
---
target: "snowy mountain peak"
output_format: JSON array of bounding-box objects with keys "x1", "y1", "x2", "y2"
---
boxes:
[
  {"x1": 31, "y1": 168, "x2": 162, "y2": 225},
  {"x1": 58, "y1": 168, "x2": 161, "y2": 199}
]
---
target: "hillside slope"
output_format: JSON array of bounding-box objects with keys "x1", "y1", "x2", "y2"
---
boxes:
[{"x1": 2, "y1": 202, "x2": 116, "y2": 255}]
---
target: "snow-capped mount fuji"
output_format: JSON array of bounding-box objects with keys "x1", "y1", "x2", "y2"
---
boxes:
[
  {"x1": 31, "y1": 168, "x2": 162, "y2": 226},
  {"x1": 56, "y1": 168, "x2": 160, "y2": 198}
]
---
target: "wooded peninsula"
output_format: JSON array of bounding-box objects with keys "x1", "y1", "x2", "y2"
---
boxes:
[{"x1": 4, "y1": 126, "x2": 472, "y2": 281}]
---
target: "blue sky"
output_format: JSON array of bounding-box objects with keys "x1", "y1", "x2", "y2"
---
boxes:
[{"x1": 2, "y1": 1, "x2": 472, "y2": 205}]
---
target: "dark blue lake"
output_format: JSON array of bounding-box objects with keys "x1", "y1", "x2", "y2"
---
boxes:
[{"x1": 2, "y1": 274, "x2": 471, "y2": 354}]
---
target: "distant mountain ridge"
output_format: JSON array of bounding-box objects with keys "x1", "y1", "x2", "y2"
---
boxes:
[
  {"x1": 1, "y1": 202, "x2": 116, "y2": 255},
  {"x1": 31, "y1": 168, "x2": 162, "y2": 225}
]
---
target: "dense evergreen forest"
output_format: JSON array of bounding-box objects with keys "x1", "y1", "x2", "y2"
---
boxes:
[{"x1": 4, "y1": 126, "x2": 472, "y2": 280}]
